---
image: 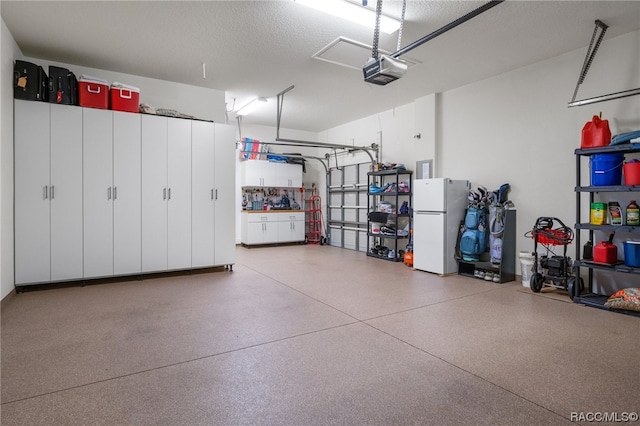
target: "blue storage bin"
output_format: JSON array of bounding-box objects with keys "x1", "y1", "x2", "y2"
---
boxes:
[
  {"x1": 590, "y1": 153, "x2": 624, "y2": 186},
  {"x1": 623, "y1": 241, "x2": 640, "y2": 267}
]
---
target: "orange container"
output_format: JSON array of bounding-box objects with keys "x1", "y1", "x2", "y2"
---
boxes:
[{"x1": 623, "y1": 160, "x2": 640, "y2": 185}]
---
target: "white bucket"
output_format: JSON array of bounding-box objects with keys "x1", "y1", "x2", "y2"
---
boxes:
[{"x1": 519, "y1": 251, "x2": 535, "y2": 288}]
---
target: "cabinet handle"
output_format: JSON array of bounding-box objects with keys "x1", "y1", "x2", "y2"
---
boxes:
[
  {"x1": 163, "y1": 188, "x2": 167, "y2": 200},
  {"x1": 43, "y1": 186, "x2": 48, "y2": 200},
  {"x1": 114, "y1": 187, "x2": 117, "y2": 200},
  {"x1": 50, "y1": 185, "x2": 54, "y2": 199},
  {"x1": 108, "y1": 187, "x2": 112, "y2": 200},
  {"x1": 168, "y1": 188, "x2": 171, "y2": 200},
  {"x1": 215, "y1": 189, "x2": 218, "y2": 200},
  {"x1": 211, "y1": 189, "x2": 214, "y2": 200}
]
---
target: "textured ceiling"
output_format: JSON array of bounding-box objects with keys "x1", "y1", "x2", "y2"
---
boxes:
[{"x1": 2, "y1": 1, "x2": 640, "y2": 132}]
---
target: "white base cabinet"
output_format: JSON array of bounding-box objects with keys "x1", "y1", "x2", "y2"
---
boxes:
[
  {"x1": 278, "y1": 212, "x2": 305, "y2": 243},
  {"x1": 242, "y1": 213, "x2": 279, "y2": 245},
  {"x1": 14, "y1": 100, "x2": 235, "y2": 287},
  {"x1": 241, "y1": 212, "x2": 305, "y2": 245}
]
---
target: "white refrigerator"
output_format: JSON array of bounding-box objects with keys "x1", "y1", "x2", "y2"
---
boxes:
[{"x1": 413, "y1": 178, "x2": 470, "y2": 275}]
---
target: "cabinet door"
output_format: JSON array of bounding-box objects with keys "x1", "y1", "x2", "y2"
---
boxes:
[
  {"x1": 214, "y1": 124, "x2": 236, "y2": 266},
  {"x1": 167, "y1": 118, "x2": 192, "y2": 270},
  {"x1": 241, "y1": 160, "x2": 262, "y2": 186},
  {"x1": 278, "y1": 213, "x2": 305, "y2": 242},
  {"x1": 242, "y1": 160, "x2": 274, "y2": 186},
  {"x1": 14, "y1": 100, "x2": 51, "y2": 285},
  {"x1": 264, "y1": 221, "x2": 279, "y2": 243},
  {"x1": 191, "y1": 121, "x2": 215, "y2": 268},
  {"x1": 275, "y1": 163, "x2": 302, "y2": 188},
  {"x1": 413, "y1": 212, "x2": 446, "y2": 274},
  {"x1": 113, "y1": 111, "x2": 142, "y2": 275},
  {"x1": 249, "y1": 221, "x2": 278, "y2": 244},
  {"x1": 142, "y1": 115, "x2": 168, "y2": 273},
  {"x1": 83, "y1": 108, "x2": 114, "y2": 278},
  {"x1": 290, "y1": 164, "x2": 303, "y2": 188},
  {"x1": 278, "y1": 221, "x2": 296, "y2": 242},
  {"x1": 261, "y1": 161, "x2": 277, "y2": 187},
  {"x1": 50, "y1": 104, "x2": 83, "y2": 282},
  {"x1": 245, "y1": 222, "x2": 266, "y2": 244},
  {"x1": 242, "y1": 214, "x2": 278, "y2": 244}
]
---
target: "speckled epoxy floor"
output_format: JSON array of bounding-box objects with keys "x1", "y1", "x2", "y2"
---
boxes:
[{"x1": 2, "y1": 245, "x2": 638, "y2": 425}]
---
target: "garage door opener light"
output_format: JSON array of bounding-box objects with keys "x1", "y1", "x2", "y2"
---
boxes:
[{"x1": 295, "y1": 0, "x2": 401, "y2": 34}]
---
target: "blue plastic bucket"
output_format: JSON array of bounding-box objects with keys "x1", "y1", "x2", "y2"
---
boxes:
[
  {"x1": 590, "y1": 153, "x2": 624, "y2": 186},
  {"x1": 623, "y1": 241, "x2": 640, "y2": 267}
]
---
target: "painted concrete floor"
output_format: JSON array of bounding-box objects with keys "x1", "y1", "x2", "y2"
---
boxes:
[{"x1": 1, "y1": 244, "x2": 638, "y2": 425}]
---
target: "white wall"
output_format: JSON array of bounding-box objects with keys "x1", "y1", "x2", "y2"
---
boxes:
[
  {"x1": 1, "y1": 19, "x2": 22, "y2": 300},
  {"x1": 318, "y1": 29, "x2": 640, "y2": 279}
]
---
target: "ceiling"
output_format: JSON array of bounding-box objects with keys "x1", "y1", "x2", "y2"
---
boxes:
[{"x1": 2, "y1": 1, "x2": 640, "y2": 133}]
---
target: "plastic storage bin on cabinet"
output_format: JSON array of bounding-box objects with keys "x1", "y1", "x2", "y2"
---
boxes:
[
  {"x1": 110, "y1": 82, "x2": 139, "y2": 113},
  {"x1": 78, "y1": 76, "x2": 109, "y2": 109}
]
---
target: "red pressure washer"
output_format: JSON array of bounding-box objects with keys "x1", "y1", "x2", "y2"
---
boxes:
[{"x1": 525, "y1": 217, "x2": 584, "y2": 300}]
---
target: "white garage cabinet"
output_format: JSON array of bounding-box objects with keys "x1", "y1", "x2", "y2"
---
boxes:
[{"x1": 14, "y1": 99, "x2": 236, "y2": 287}]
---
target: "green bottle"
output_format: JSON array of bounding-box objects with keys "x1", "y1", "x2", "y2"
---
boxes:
[{"x1": 626, "y1": 200, "x2": 640, "y2": 226}]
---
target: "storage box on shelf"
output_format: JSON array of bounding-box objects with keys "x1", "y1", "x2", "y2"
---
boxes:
[
  {"x1": 366, "y1": 169, "x2": 412, "y2": 262},
  {"x1": 78, "y1": 76, "x2": 109, "y2": 109},
  {"x1": 574, "y1": 143, "x2": 640, "y2": 316},
  {"x1": 110, "y1": 82, "x2": 140, "y2": 113}
]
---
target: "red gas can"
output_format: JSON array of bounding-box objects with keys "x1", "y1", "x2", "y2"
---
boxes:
[
  {"x1": 593, "y1": 240, "x2": 617, "y2": 264},
  {"x1": 581, "y1": 115, "x2": 611, "y2": 149}
]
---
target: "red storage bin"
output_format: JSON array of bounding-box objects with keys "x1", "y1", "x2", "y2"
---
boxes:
[
  {"x1": 78, "y1": 76, "x2": 109, "y2": 109},
  {"x1": 623, "y1": 160, "x2": 640, "y2": 185},
  {"x1": 110, "y1": 82, "x2": 139, "y2": 113}
]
